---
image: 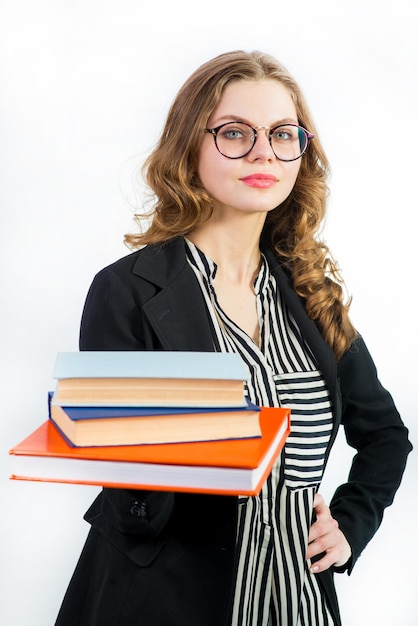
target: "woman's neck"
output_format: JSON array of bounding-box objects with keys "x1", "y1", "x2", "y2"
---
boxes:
[{"x1": 188, "y1": 212, "x2": 265, "y2": 285}]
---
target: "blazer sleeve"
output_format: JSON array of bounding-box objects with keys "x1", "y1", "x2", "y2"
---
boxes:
[
  {"x1": 329, "y1": 335, "x2": 412, "y2": 572},
  {"x1": 79, "y1": 265, "x2": 176, "y2": 544}
]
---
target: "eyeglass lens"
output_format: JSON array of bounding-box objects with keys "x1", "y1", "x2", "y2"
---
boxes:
[{"x1": 213, "y1": 122, "x2": 309, "y2": 161}]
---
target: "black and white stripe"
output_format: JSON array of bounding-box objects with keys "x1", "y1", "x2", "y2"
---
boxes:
[{"x1": 185, "y1": 240, "x2": 335, "y2": 626}]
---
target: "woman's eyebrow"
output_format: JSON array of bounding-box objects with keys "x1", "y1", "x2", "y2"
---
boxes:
[{"x1": 208, "y1": 114, "x2": 299, "y2": 126}]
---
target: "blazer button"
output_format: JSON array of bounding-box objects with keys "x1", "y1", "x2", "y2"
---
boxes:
[{"x1": 130, "y1": 500, "x2": 147, "y2": 518}]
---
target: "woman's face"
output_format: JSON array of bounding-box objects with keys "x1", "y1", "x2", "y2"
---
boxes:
[{"x1": 198, "y1": 79, "x2": 302, "y2": 218}]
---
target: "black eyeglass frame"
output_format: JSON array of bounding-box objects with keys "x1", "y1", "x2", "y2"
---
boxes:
[{"x1": 205, "y1": 122, "x2": 314, "y2": 162}]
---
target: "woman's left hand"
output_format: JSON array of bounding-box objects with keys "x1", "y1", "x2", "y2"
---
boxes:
[{"x1": 307, "y1": 493, "x2": 352, "y2": 573}]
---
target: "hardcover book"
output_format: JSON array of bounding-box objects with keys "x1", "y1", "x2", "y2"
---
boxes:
[
  {"x1": 53, "y1": 351, "x2": 248, "y2": 408},
  {"x1": 9, "y1": 407, "x2": 291, "y2": 496},
  {"x1": 48, "y1": 395, "x2": 261, "y2": 447}
]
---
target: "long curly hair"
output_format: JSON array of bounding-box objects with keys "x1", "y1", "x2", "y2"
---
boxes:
[{"x1": 125, "y1": 50, "x2": 357, "y2": 360}]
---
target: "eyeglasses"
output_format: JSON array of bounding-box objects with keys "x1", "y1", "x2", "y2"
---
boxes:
[{"x1": 205, "y1": 122, "x2": 314, "y2": 161}]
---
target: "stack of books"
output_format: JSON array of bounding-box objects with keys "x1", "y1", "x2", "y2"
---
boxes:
[
  {"x1": 9, "y1": 351, "x2": 291, "y2": 495},
  {"x1": 49, "y1": 351, "x2": 261, "y2": 446}
]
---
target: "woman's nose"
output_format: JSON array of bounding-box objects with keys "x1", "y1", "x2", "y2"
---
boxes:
[{"x1": 247, "y1": 127, "x2": 275, "y2": 161}]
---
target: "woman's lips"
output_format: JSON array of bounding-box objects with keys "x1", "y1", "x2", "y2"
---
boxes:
[{"x1": 240, "y1": 173, "x2": 277, "y2": 188}]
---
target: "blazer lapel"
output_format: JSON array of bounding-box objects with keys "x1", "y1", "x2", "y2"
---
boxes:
[{"x1": 131, "y1": 238, "x2": 216, "y2": 352}]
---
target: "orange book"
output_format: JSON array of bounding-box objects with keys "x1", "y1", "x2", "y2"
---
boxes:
[{"x1": 9, "y1": 407, "x2": 290, "y2": 496}]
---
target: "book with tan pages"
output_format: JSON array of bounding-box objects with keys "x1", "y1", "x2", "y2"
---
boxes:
[
  {"x1": 52, "y1": 351, "x2": 249, "y2": 408},
  {"x1": 48, "y1": 395, "x2": 261, "y2": 447}
]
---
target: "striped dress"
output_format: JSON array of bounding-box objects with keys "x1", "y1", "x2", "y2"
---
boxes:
[{"x1": 185, "y1": 239, "x2": 336, "y2": 626}]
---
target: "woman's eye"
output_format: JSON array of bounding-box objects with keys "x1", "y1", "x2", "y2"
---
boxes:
[
  {"x1": 274, "y1": 131, "x2": 290, "y2": 141},
  {"x1": 272, "y1": 127, "x2": 296, "y2": 141},
  {"x1": 222, "y1": 128, "x2": 245, "y2": 140}
]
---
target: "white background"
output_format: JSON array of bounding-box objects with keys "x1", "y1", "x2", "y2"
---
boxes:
[{"x1": 1, "y1": 1, "x2": 417, "y2": 624}]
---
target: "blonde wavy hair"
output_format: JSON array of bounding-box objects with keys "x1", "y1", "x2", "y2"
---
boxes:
[{"x1": 125, "y1": 50, "x2": 357, "y2": 360}]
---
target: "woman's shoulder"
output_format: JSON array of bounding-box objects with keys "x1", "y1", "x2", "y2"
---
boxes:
[
  {"x1": 337, "y1": 334, "x2": 396, "y2": 407},
  {"x1": 99, "y1": 238, "x2": 183, "y2": 271},
  {"x1": 93, "y1": 237, "x2": 188, "y2": 283}
]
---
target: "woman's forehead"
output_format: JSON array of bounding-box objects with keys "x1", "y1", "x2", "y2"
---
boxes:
[{"x1": 209, "y1": 80, "x2": 298, "y2": 127}]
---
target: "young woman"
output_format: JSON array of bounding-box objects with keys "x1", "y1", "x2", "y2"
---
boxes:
[{"x1": 55, "y1": 50, "x2": 412, "y2": 626}]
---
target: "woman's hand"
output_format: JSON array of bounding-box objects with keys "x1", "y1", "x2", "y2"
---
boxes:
[{"x1": 307, "y1": 492, "x2": 352, "y2": 573}]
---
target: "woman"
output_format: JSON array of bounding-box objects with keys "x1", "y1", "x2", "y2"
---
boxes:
[{"x1": 55, "y1": 50, "x2": 412, "y2": 626}]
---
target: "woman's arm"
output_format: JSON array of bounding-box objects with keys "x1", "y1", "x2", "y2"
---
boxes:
[{"x1": 329, "y1": 336, "x2": 412, "y2": 572}]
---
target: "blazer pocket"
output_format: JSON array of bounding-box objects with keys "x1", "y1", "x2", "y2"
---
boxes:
[
  {"x1": 100, "y1": 488, "x2": 175, "y2": 537},
  {"x1": 84, "y1": 490, "x2": 172, "y2": 567}
]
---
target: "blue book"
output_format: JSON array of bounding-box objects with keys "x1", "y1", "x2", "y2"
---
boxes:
[
  {"x1": 48, "y1": 393, "x2": 261, "y2": 447},
  {"x1": 53, "y1": 351, "x2": 248, "y2": 408},
  {"x1": 54, "y1": 351, "x2": 248, "y2": 380}
]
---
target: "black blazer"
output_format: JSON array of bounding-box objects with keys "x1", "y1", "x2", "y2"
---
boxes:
[{"x1": 55, "y1": 237, "x2": 411, "y2": 626}]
